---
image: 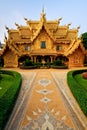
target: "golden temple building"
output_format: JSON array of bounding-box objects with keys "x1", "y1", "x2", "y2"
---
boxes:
[{"x1": 0, "y1": 10, "x2": 86, "y2": 68}]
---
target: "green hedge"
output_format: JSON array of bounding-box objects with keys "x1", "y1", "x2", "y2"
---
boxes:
[
  {"x1": 20, "y1": 65, "x2": 37, "y2": 69},
  {"x1": 23, "y1": 59, "x2": 34, "y2": 66},
  {"x1": 0, "y1": 70, "x2": 22, "y2": 130},
  {"x1": 20, "y1": 59, "x2": 68, "y2": 69},
  {"x1": 51, "y1": 65, "x2": 68, "y2": 69},
  {"x1": 67, "y1": 69, "x2": 87, "y2": 116}
]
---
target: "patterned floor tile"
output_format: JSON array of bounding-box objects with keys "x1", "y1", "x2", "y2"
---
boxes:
[{"x1": 20, "y1": 71, "x2": 75, "y2": 130}]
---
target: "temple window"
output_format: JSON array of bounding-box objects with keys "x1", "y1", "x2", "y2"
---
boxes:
[
  {"x1": 25, "y1": 45, "x2": 30, "y2": 51},
  {"x1": 56, "y1": 45, "x2": 62, "y2": 51},
  {"x1": 41, "y1": 41, "x2": 46, "y2": 49}
]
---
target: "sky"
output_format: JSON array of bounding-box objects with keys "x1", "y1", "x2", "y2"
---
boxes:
[{"x1": 0, "y1": 0, "x2": 87, "y2": 43}]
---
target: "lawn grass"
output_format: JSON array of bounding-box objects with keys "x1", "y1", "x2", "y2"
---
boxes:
[
  {"x1": 0, "y1": 74, "x2": 14, "y2": 98},
  {"x1": 74, "y1": 74, "x2": 87, "y2": 92},
  {"x1": 67, "y1": 69, "x2": 87, "y2": 116},
  {"x1": 0, "y1": 70, "x2": 22, "y2": 130}
]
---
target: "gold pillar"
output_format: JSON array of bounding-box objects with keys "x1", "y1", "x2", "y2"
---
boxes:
[
  {"x1": 31, "y1": 56, "x2": 33, "y2": 62},
  {"x1": 52, "y1": 57, "x2": 54, "y2": 62},
  {"x1": 34, "y1": 56, "x2": 36, "y2": 63},
  {"x1": 50, "y1": 56, "x2": 53, "y2": 63},
  {"x1": 54, "y1": 56, "x2": 56, "y2": 61}
]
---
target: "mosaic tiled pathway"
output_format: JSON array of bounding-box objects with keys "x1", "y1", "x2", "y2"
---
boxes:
[{"x1": 5, "y1": 69, "x2": 87, "y2": 130}]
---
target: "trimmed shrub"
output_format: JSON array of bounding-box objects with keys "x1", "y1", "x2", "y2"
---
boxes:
[
  {"x1": 51, "y1": 59, "x2": 68, "y2": 69},
  {"x1": 20, "y1": 59, "x2": 68, "y2": 69},
  {"x1": 52, "y1": 59, "x2": 63, "y2": 66},
  {"x1": 20, "y1": 59, "x2": 39, "y2": 69},
  {"x1": 51, "y1": 65, "x2": 68, "y2": 69},
  {"x1": 23, "y1": 59, "x2": 34, "y2": 66},
  {"x1": 67, "y1": 69, "x2": 87, "y2": 116},
  {"x1": 0, "y1": 70, "x2": 22, "y2": 130},
  {"x1": 20, "y1": 65, "x2": 37, "y2": 69},
  {"x1": 34, "y1": 62, "x2": 43, "y2": 68}
]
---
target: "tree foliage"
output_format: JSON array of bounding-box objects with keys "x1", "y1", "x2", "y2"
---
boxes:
[
  {"x1": 82, "y1": 32, "x2": 87, "y2": 49},
  {"x1": 52, "y1": 59, "x2": 64, "y2": 66},
  {"x1": 23, "y1": 59, "x2": 34, "y2": 66}
]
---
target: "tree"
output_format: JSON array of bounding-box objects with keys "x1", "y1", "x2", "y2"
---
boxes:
[{"x1": 82, "y1": 32, "x2": 87, "y2": 50}]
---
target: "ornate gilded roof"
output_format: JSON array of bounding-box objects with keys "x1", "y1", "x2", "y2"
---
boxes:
[
  {"x1": 31, "y1": 12, "x2": 56, "y2": 42},
  {"x1": 5, "y1": 11, "x2": 80, "y2": 43},
  {"x1": 0, "y1": 11, "x2": 85, "y2": 57},
  {"x1": 64, "y1": 39, "x2": 85, "y2": 56}
]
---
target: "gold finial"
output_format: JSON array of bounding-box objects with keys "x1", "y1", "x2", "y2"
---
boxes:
[
  {"x1": 77, "y1": 26, "x2": 80, "y2": 30},
  {"x1": 57, "y1": 17, "x2": 62, "y2": 24},
  {"x1": 58, "y1": 17, "x2": 62, "y2": 21},
  {"x1": 67, "y1": 23, "x2": 72, "y2": 27},
  {"x1": 24, "y1": 17, "x2": 28, "y2": 22},
  {"x1": 5, "y1": 26, "x2": 9, "y2": 31},
  {"x1": 15, "y1": 22, "x2": 19, "y2": 27}
]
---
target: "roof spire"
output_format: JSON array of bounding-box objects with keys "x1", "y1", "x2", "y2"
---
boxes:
[
  {"x1": 40, "y1": 5, "x2": 46, "y2": 23},
  {"x1": 42, "y1": 5, "x2": 45, "y2": 14}
]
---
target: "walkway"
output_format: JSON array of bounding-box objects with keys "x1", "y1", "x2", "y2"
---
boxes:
[{"x1": 4, "y1": 69, "x2": 87, "y2": 130}]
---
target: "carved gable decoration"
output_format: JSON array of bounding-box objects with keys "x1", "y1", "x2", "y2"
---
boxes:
[{"x1": 33, "y1": 28, "x2": 53, "y2": 50}]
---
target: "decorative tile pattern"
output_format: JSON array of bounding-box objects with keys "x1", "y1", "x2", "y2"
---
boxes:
[
  {"x1": 20, "y1": 72, "x2": 75, "y2": 130},
  {"x1": 50, "y1": 108, "x2": 55, "y2": 113},
  {"x1": 38, "y1": 78, "x2": 51, "y2": 87},
  {"x1": 40, "y1": 97, "x2": 51, "y2": 104},
  {"x1": 22, "y1": 112, "x2": 74, "y2": 130},
  {"x1": 36, "y1": 89, "x2": 53, "y2": 95},
  {"x1": 26, "y1": 115, "x2": 32, "y2": 121},
  {"x1": 32, "y1": 111, "x2": 38, "y2": 116},
  {"x1": 41, "y1": 120, "x2": 54, "y2": 130},
  {"x1": 61, "y1": 115, "x2": 66, "y2": 121},
  {"x1": 44, "y1": 114, "x2": 49, "y2": 120},
  {"x1": 55, "y1": 111, "x2": 60, "y2": 116},
  {"x1": 38, "y1": 108, "x2": 42, "y2": 113}
]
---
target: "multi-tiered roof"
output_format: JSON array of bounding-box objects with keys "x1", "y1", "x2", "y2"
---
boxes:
[{"x1": 0, "y1": 10, "x2": 85, "y2": 56}]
